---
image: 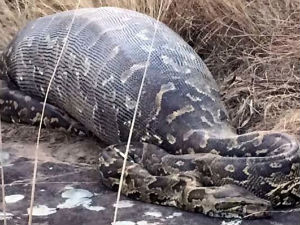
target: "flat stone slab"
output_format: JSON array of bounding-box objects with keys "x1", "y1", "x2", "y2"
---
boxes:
[{"x1": 0, "y1": 122, "x2": 299, "y2": 225}]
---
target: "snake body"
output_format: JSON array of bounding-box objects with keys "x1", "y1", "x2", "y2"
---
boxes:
[{"x1": 0, "y1": 7, "x2": 299, "y2": 218}]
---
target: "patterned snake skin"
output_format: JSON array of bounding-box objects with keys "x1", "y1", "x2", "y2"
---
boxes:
[{"x1": 0, "y1": 7, "x2": 299, "y2": 219}]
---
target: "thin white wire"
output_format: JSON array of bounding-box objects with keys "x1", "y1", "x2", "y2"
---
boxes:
[
  {"x1": 112, "y1": 1, "x2": 165, "y2": 224},
  {"x1": 27, "y1": 1, "x2": 81, "y2": 224},
  {"x1": 0, "y1": 116, "x2": 7, "y2": 225}
]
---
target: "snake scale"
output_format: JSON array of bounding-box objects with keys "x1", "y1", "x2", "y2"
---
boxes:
[{"x1": 0, "y1": 7, "x2": 299, "y2": 219}]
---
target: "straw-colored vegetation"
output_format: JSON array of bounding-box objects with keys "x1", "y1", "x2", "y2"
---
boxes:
[{"x1": 0, "y1": 0, "x2": 299, "y2": 137}]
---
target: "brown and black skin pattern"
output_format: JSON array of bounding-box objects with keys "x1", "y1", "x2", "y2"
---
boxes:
[
  {"x1": 0, "y1": 79, "x2": 88, "y2": 134},
  {"x1": 0, "y1": 7, "x2": 300, "y2": 219}
]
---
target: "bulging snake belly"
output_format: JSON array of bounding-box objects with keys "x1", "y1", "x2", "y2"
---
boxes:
[{"x1": 0, "y1": 7, "x2": 299, "y2": 219}]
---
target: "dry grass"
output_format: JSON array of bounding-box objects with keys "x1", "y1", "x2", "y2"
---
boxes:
[{"x1": 0, "y1": 0, "x2": 299, "y2": 137}]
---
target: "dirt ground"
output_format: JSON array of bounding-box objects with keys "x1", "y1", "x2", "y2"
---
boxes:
[{"x1": 1, "y1": 121, "x2": 102, "y2": 166}]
